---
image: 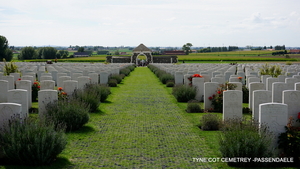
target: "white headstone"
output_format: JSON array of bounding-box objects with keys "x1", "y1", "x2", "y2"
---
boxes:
[
  {"x1": 40, "y1": 80, "x2": 55, "y2": 90},
  {"x1": 57, "y1": 76, "x2": 71, "y2": 88},
  {"x1": 204, "y1": 82, "x2": 219, "y2": 110},
  {"x1": 252, "y1": 90, "x2": 272, "y2": 122},
  {"x1": 272, "y1": 82, "x2": 287, "y2": 103},
  {"x1": 38, "y1": 90, "x2": 58, "y2": 118},
  {"x1": 63, "y1": 80, "x2": 78, "y2": 95},
  {"x1": 192, "y1": 77, "x2": 204, "y2": 101},
  {"x1": 223, "y1": 90, "x2": 243, "y2": 121},
  {"x1": 175, "y1": 72, "x2": 184, "y2": 85},
  {"x1": 7, "y1": 89, "x2": 28, "y2": 118},
  {"x1": 2, "y1": 75, "x2": 14, "y2": 90},
  {"x1": 99, "y1": 72, "x2": 109, "y2": 85},
  {"x1": 88, "y1": 73, "x2": 99, "y2": 84},
  {"x1": 248, "y1": 82, "x2": 265, "y2": 109},
  {"x1": 283, "y1": 90, "x2": 300, "y2": 127},
  {"x1": 259, "y1": 103, "x2": 288, "y2": 148},
  {"x1": 0, "y1": 80, "x2": 8, "y2": 103},
  {"x1": 0, "y1": 103, "x2": 22, "y2": 129},
  {"x1": 16, "y1": 80, "x2": 32, "y2": 107},
  {"x1": 77, "y1": 76, "x2": 91, "y2": 89}
]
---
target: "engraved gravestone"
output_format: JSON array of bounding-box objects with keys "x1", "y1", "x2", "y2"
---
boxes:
[{"x1": 223, "y1": 90, "x2": 242, "y2": 121}]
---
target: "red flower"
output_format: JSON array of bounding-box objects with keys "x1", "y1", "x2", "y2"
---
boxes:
[
  {"x1": 18, "y1": 78, "x2": 21, "y2": 81},
  {"x1": 37, "y1": 86, "x2": 40, "y2": 88},
  {"x1": 193, "y1": 74, "x2": 202, "y2": 78},
  {"x1": 298, "y1": 112, "x2": 300, "y2": 119},
  {"x1": 33, "y1": 82, "x2": 38, "y2": 85},
  {"x1": 208, "y1": 96, "x2": 213, "y2": 100},
  {"x1": 237, "y1": 77, "x2": 243, "y2": 80},
  {"x1": 217, "y1": 91, "x2": 221, "y2": 94},
  {"x1": 62, "y1": 92, "x2": 67, "y2": 95},
  {"x1": 58, "y1": 87, "x2": 63, "y2": 91}
]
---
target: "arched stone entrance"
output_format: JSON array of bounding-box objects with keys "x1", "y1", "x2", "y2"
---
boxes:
[{"x1": 131, "y1": 44, "x2": 153, "y2": 64}]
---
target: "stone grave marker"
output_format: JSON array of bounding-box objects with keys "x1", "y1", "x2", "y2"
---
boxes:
[
  {"x1": 7, "y1": 89, "x2": 28, "y2": 118},
  {"x1": 223, "y1": 90, "x2": 243, "y2": 121},
  {"x1": 252, "y1": 90, "x2": 272, "y2": 122}
]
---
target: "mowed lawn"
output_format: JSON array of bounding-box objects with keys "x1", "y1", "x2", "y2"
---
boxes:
[{"x1": 60, "y1": 67, "x2": 214, "y2": 168}]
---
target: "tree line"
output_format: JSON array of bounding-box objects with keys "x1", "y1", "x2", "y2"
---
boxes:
[
  {"x1": 18, "y1": 47, "x2": 69, "y2": 60},
  {"x1": 197, "y1": 46, "x2": 239, "y2": 53}
]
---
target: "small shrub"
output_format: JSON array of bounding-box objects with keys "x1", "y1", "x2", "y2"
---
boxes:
[
  {"x1": 278, "y1": 116, "x2": 300, "y2": 164},
  {"x1": 259, "y1": 63, "x2": 282, "y2": 77},
  {"x1": 200, "y1": 114, "x2": 221, "y2": 130},
  {"x1": 159, "y1": 73, "x2": 174, "y2": 84},
  {"x1": 45, "y1": 98, "x2": 90, "y2": 131},
  {"x1": 219, "y1": 119, "x2": 275, "y2": 167},
  {"x1": 127, "y1": 65, "x2": 135, "y2": 71},
  {"x1": 119, "y1": 74, "x2": 126, "y2": 79},
  {"x1": 120, "y1": 68, "x2": 130, "y2": 76},
  {"x1": 3, "y1": 60, "x2": 19, "y2": 76},
  {"x1": 108, "y1": 79, "x2": 117, "y2": 87},
  {"x1": 110, "y1": 74, "x2": 122, "y2": 84},
  {"x1": 0, "y1": 118, "x2": 67, "y2": 166},
  {"x1": 172, "y1": 85, "x2": 196, "y2": 102},
  {"x1": 72, "y1": 89, "x2": 100, "y2": 112},
  {"x1": 166, "y1": 81, "x2": 175, "y2": 87},
  {"x1": 186, "y1": 100, "x2": 202, "y2": 113},
  {"x1": 32, "y1": 81, "x2": 40, "y2": 102}
]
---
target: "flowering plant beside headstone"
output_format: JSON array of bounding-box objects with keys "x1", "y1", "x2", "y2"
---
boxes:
[
  {"x1": 32, "y1": 81, "x2": 40, "y2": 102},
  {"x1": 188, "y1": 74, "x2": 203, "y2": 86},
  {"x1": 208, "y1": 82, "x2": 237, "y2": 112},
  {"x1": 57, "y1": 87, "x2": 67, "y2": 100}
]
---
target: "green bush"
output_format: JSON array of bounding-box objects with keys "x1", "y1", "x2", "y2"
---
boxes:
[
  {"x1": 172, "y1": 85, "x2": 196, "y2": 102},
  {"x1": 84, "y1": 84, "x2": 111, "y2": 102},
  {"x1": 278, "y1": 117, "x2": 300, "y2": 164},
  {"x1": 72, "y1": 88, "x2": 101, "y2": 112},
  {"x1": 219, "y1": 119, "x2": 275, "y2": 167},
  {"x1": 119, "y1": 74, "x2": 126, "y2": 79},
  {"x1": 159, "y1": 73, "x2": 174, "y2": 84},
  {"x1": 108, "y1": 79, "x2": 117, "y2": 87},
  {"x1": 166, "y1": 81, "x2": 175, "y2": 87},
  {"x1": 200, "y1": 114, "x2": 221, "y2": 130},
  {"x1": 45, "y1": 98, "x2": 90, "y2": 131},
  {"x1": 0, "y1": 118, "x2": 67, "y2": 166},
  {"x1": 110, "y1": 74, "x2": 122, "y2": 84},
  {"x1": 127, "y1": 65, "x2": 135, "y2": 71},
  {"x1": 120, "y1": 68, "x2": 130, "y2": 76},
  {"x1": 186, "y1": 100, "x2": 202, "y2": 113}
]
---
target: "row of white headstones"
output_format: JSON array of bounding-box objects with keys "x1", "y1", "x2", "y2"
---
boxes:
[
  {"x1": 0, "y1": 62, "x2": 134, "y2": 130},
  {"x1": 152, "y1": 63, "x2": 300, "y2": 149}
]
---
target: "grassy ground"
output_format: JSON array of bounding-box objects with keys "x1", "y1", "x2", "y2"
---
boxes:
[{"x1": 57, "y1": 67, "x2": 214, "y2": 168}]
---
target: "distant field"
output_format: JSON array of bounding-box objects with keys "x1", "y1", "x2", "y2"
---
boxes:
[{"x1": 16, "y1": 50, "x2": 300, "y2": 63}]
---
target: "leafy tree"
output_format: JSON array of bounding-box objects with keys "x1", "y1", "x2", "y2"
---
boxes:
[
  {"x1": 78, "y1": 47, "x2": 84, "y2": 52},
  {"x1": 40, "y1": 47, "x2": 57, "y2": 59},
  {"x1": 182, "y1": 43, "x2": 193, "y2": 55},
  {"x1": 19, "y1": 46, "x2": 37, "y2": 60},
  {"x1": 57, "y1": 50, "x2": 69, "y2": 59},
  {"x1": 0, "y1": 35, "x2": 13, "y2": 61}
]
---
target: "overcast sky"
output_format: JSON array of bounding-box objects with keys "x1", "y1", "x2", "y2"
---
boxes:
[{"x1": 1, "y1": 0, "x2": 300, "y2": 47}]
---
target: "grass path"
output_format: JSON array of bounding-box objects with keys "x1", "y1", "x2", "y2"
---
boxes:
[{"x1": 63, "y1": 67, "x2": 213, "y2": 168}]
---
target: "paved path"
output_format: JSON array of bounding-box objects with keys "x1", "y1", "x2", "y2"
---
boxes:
[{"x1": 68, "y1": 67, "x2": 213, "y2": 168}]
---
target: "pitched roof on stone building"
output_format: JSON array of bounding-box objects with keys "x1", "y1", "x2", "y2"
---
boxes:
[{"x1": 133, "y1": 44, "x2": 151, "y2": 52}]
